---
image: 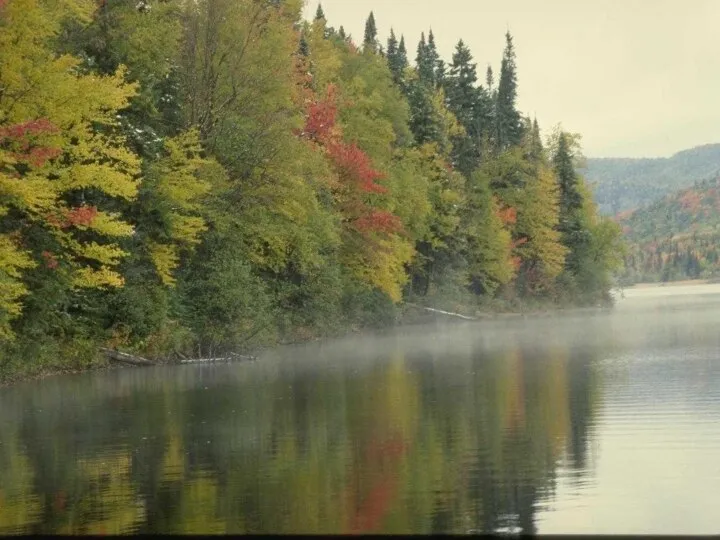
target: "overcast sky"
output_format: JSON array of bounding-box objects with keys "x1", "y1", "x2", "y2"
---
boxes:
[{"x1": 302, "y1": 0, "x2": 720, "y2": 158}]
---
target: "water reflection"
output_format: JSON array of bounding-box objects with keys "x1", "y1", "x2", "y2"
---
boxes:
[
  {"x1": 1, "y1": 287, "x2": 720, "y2": 534},
  {"x1": 0, "y1": 331, "x2": 607, "y2": 535}
]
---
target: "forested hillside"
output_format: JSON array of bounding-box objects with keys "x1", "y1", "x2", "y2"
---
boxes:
[
  {"x1": 618, "y1": 177, "x2": 720, "y2": 284},
  {"x1": 584, "y1": 144, "x2": 720, "y2": 214},
  {"x1": 0, "y1": 0, "x2": 622, "y2": 381}
]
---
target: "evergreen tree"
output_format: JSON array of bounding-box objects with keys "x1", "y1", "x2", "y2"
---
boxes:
[
  {"x1": 398, "y1": 35, "x2": 408, "y2": 73},
  {"x1": 436, "y1": 59, "x2": 447, "y2": 87},
  {"x1": 554, "y1": 133, "x2": 584, "y2": 231},
  {"x1": 363, "y1": 11, "x2": 378, "y2": 52},
  {"x1": 417, "y1": 30, "x2": 439, "y2": 86},
  {"x1": 315, "y1": 4, "x2": 325, "y2": 21},
  {"x1": 298, "y1": 31, "x2": 310, "y2": 57},
  {"x1": 495, "y1": 32, "x2": 523, "y2": 150},
  {"x1": 416, "y1": 32, "x2": 427, "y2": 74},
  {"x1": 386, "y1": 28, "x2": 405, "y2": 85},
  {"x1": 338, "y1": 26, "x2": 346, "y2": 40},
  {"x1": 445, "y1": 39, "x2": 485, "y2": 174}
]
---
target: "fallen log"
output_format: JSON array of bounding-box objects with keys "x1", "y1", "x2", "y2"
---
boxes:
[
  {"x1": 100, "y1": 348, "x2": 158, "y2": 366},
  {"x1": 178, "y1": 353, "x2": 257, "y2": 365},
  {"x1": 404, "y1": 302, "x2": 478, "y2": 321}
]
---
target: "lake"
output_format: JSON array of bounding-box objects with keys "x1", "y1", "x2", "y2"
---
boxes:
[{"x1": 1, "y1": 284, "x2": 720, "y2": 534}]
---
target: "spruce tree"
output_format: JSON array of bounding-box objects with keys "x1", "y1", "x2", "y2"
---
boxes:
[
  {"x1": 417, "y1": 30, "x2": 438, "y2": 86},
  {"x1": 416, "y1": 32, "x2": 427, "y2": 74},
  {"x1": 495, "y1": 31, "x2": 523, "y2": 150},
  {"x1": 314, "y1": 4, "x2": 325, "y2": 21},
  {"x1": 298, "y1": 32, "x2": 310, "y2": 57},
  {"x1": 338, "y1": 26, "x2": 346, "y2": 40},
  {"x1": 446, "y1": 40, "x2": 477, "y2": 126},
  {"x1": 386, "y1": 29, "x2": 407, "y2": 86},
  {"x1": 444, "y1": 39, "x2": 484, "y2": 173},
  {"x1": 363, "y1": 11, "x2": 378, "y2": 52},
  {"x1": 436, "y1": 59, "x2": 447, "y2": 87},
  {"x1": 398, "y1": 35, "x2": 408, "y2": 70},
  {"x1": 553, "y1": 132, "x2": 585, "y2": 273}
]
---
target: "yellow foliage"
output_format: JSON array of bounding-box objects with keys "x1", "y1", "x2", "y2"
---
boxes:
[
  {"x1": 72, "y1": 266, "x2": 125, "y2": 289},
  {"x1": 149, "y1": 242, "x2": 179, "y2": 286},
  {"x1": 348, "y1": 234, "x2": 415, "y2": 303},
  {"x1": 145, "y1": 130, "x2": 214, "y2": 284},
  {"x1": 0, "y1": 0, "x2": 142, "y2": 332},
  {"x1": 0, "y1": 235, "x2": 35, "y2": 338},
  {"x1": 86, "y1": 211, "x2": 136, "y2": 237}
]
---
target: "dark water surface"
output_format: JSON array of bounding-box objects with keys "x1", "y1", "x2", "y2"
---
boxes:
[{"x1": 2, "y1": 285, "x2": 720, "y2": 534}]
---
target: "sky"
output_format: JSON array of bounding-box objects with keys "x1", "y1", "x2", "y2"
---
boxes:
[{"x1": 301, "y1": 0, "x2": 720, "y2": 158}]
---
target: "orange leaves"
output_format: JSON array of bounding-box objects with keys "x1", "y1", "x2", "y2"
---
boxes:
[
  {"x1": 679, "y1": 189, "x2": 702, "y2": 212},
  {"x1": 496, "y1": 205, "x2": 517, "y2": 226},
  {"x1": 66, "y1": 205, "x2": 98, "y2": 227},
  {"x1": 45, "y1": 205, "x2": 98, "y2": 229},
  {"x1": 510, "y1": 237, "x2": 527, "y2": 271}
]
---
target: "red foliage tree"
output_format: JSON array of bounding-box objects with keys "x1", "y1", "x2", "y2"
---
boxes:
[
  {"x1": 66, "y1": 205, "x2": 99, "y2": 227},
  {"x1": 301, "y1": 83, "x2": 403, "y2": 237},
  {"x1": 0, "y1": 119, "x2": 61, "y2": 168},
  {"x1": 497, "y1": 205, "x2": 517, "y2": 226}
]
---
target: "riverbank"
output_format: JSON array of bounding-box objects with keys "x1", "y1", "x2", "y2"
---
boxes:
[
  {"x1": 1, "y1": 298, "x2": 618, "y2": 389},
  {"x1": 627, "y1": 279, "x2": 712, "y2": 289}
]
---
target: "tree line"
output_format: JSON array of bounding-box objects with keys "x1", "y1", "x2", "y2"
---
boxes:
[{"x1": 0, "y1": 0, "x2": 622, "y2": 375}]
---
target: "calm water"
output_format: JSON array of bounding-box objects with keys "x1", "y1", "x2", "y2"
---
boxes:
[{"x1": 2, "y1": 285, "x2": 720, "y2": 535}]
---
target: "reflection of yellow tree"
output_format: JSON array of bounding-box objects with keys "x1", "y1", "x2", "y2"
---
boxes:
[
  {"x1": 538, "y1": 347, "x2": 570, "y2": 454},
  {"x1": 55, "y1": 452, "x2": 145, "y2": 535},
  {"x1": 172, "y1": 475, "x2": 225, "y2": 534},
  {"x1": 0, "y1": 437, "x2": 42, "y2": 535}
]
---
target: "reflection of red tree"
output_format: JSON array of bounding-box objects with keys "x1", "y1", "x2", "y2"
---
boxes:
[{"x1": 346, "y1": 435, "x2": 408, "y2": 534}]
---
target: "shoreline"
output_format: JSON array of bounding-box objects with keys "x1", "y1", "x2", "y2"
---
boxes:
[
  {"x1": 1, "y1": 301, "x2": 616, "y2": 389},
  {"x1": 626, "y1": 279, "x2": 712, "y2": 289}
]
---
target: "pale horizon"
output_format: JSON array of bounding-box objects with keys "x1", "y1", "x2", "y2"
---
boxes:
[{"x1": 303, "y1": 0, "x2": 720, "y2": 159}]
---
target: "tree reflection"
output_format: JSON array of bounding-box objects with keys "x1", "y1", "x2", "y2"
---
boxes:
[{"x1": 0, "y1": 333, "x2": 605, "y2": 534}]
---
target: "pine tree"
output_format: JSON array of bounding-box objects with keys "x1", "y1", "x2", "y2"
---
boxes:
[
  {"x1": 436, "y1": 59, "x2": 447, "y2": 88},
  {"x1": 495, "y1": 31, "x2": 523, "y2": 150},
  {"x1": 417, "y1": 29, "x2": 439, "y2": 86},
  {"x1": 363, "y1": 11, "x2": 378, "y2": 52},
  {"x1": 446, "y1": 40, "x2": 478, "y2": 126},
  {"x1": 416, "y1": 32, "x2": 427, "y2": 75},
  {"x1": 315, "y1": 4, "x2": 325, "y2": 21},
  {"x1": 386, "y1": 28, "x2": 405, "y2": 85},
  {"x1": 299, "y1": 31, "x2": 310, "y2": 57},
  {"x1": 398, "y1": 35, "x2": 408, "y2": 73},
  {"x1": 445, "y1": 39, "x2": 484, "y2": 174},
  {"x1": 553, "y1": 132, "x2": 586, "y2": 279}
]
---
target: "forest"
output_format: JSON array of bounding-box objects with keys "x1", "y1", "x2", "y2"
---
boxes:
[
  {"x1": 618, "y1": 177, "x2": 720, "y2": 284},
  {"x1": 0, "y1": 0, "x2": 622, "y2": 381},
  {"x1": 584, "y1": 143, "x2": 720, "y2": 215}
]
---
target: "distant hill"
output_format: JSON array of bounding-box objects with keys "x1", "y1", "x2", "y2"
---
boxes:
[
  {"x1": 582, "y1": 143, "x2": 720, "y2": 214},
  {"x1": 617, "y1": 177, "x2": 720, "y2": 284}
]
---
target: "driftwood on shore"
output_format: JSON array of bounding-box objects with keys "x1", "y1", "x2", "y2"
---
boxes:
[
  {"x1": 100, "y1": 348, "x2": 257, "y2": 367},
  {"x1": 404, "y1": 302, "x2": 478, "y2": 321},
  {"x1": 178, "y1": 353, "x2": 257, "y2": 365},
  {"x1": 100, "y1": 348, "x2": 157, "y2": 366}
]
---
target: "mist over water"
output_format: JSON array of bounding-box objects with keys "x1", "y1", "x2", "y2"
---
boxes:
[{"x1": 1, "y1": 284, "x2": 719, "y2": 534}]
